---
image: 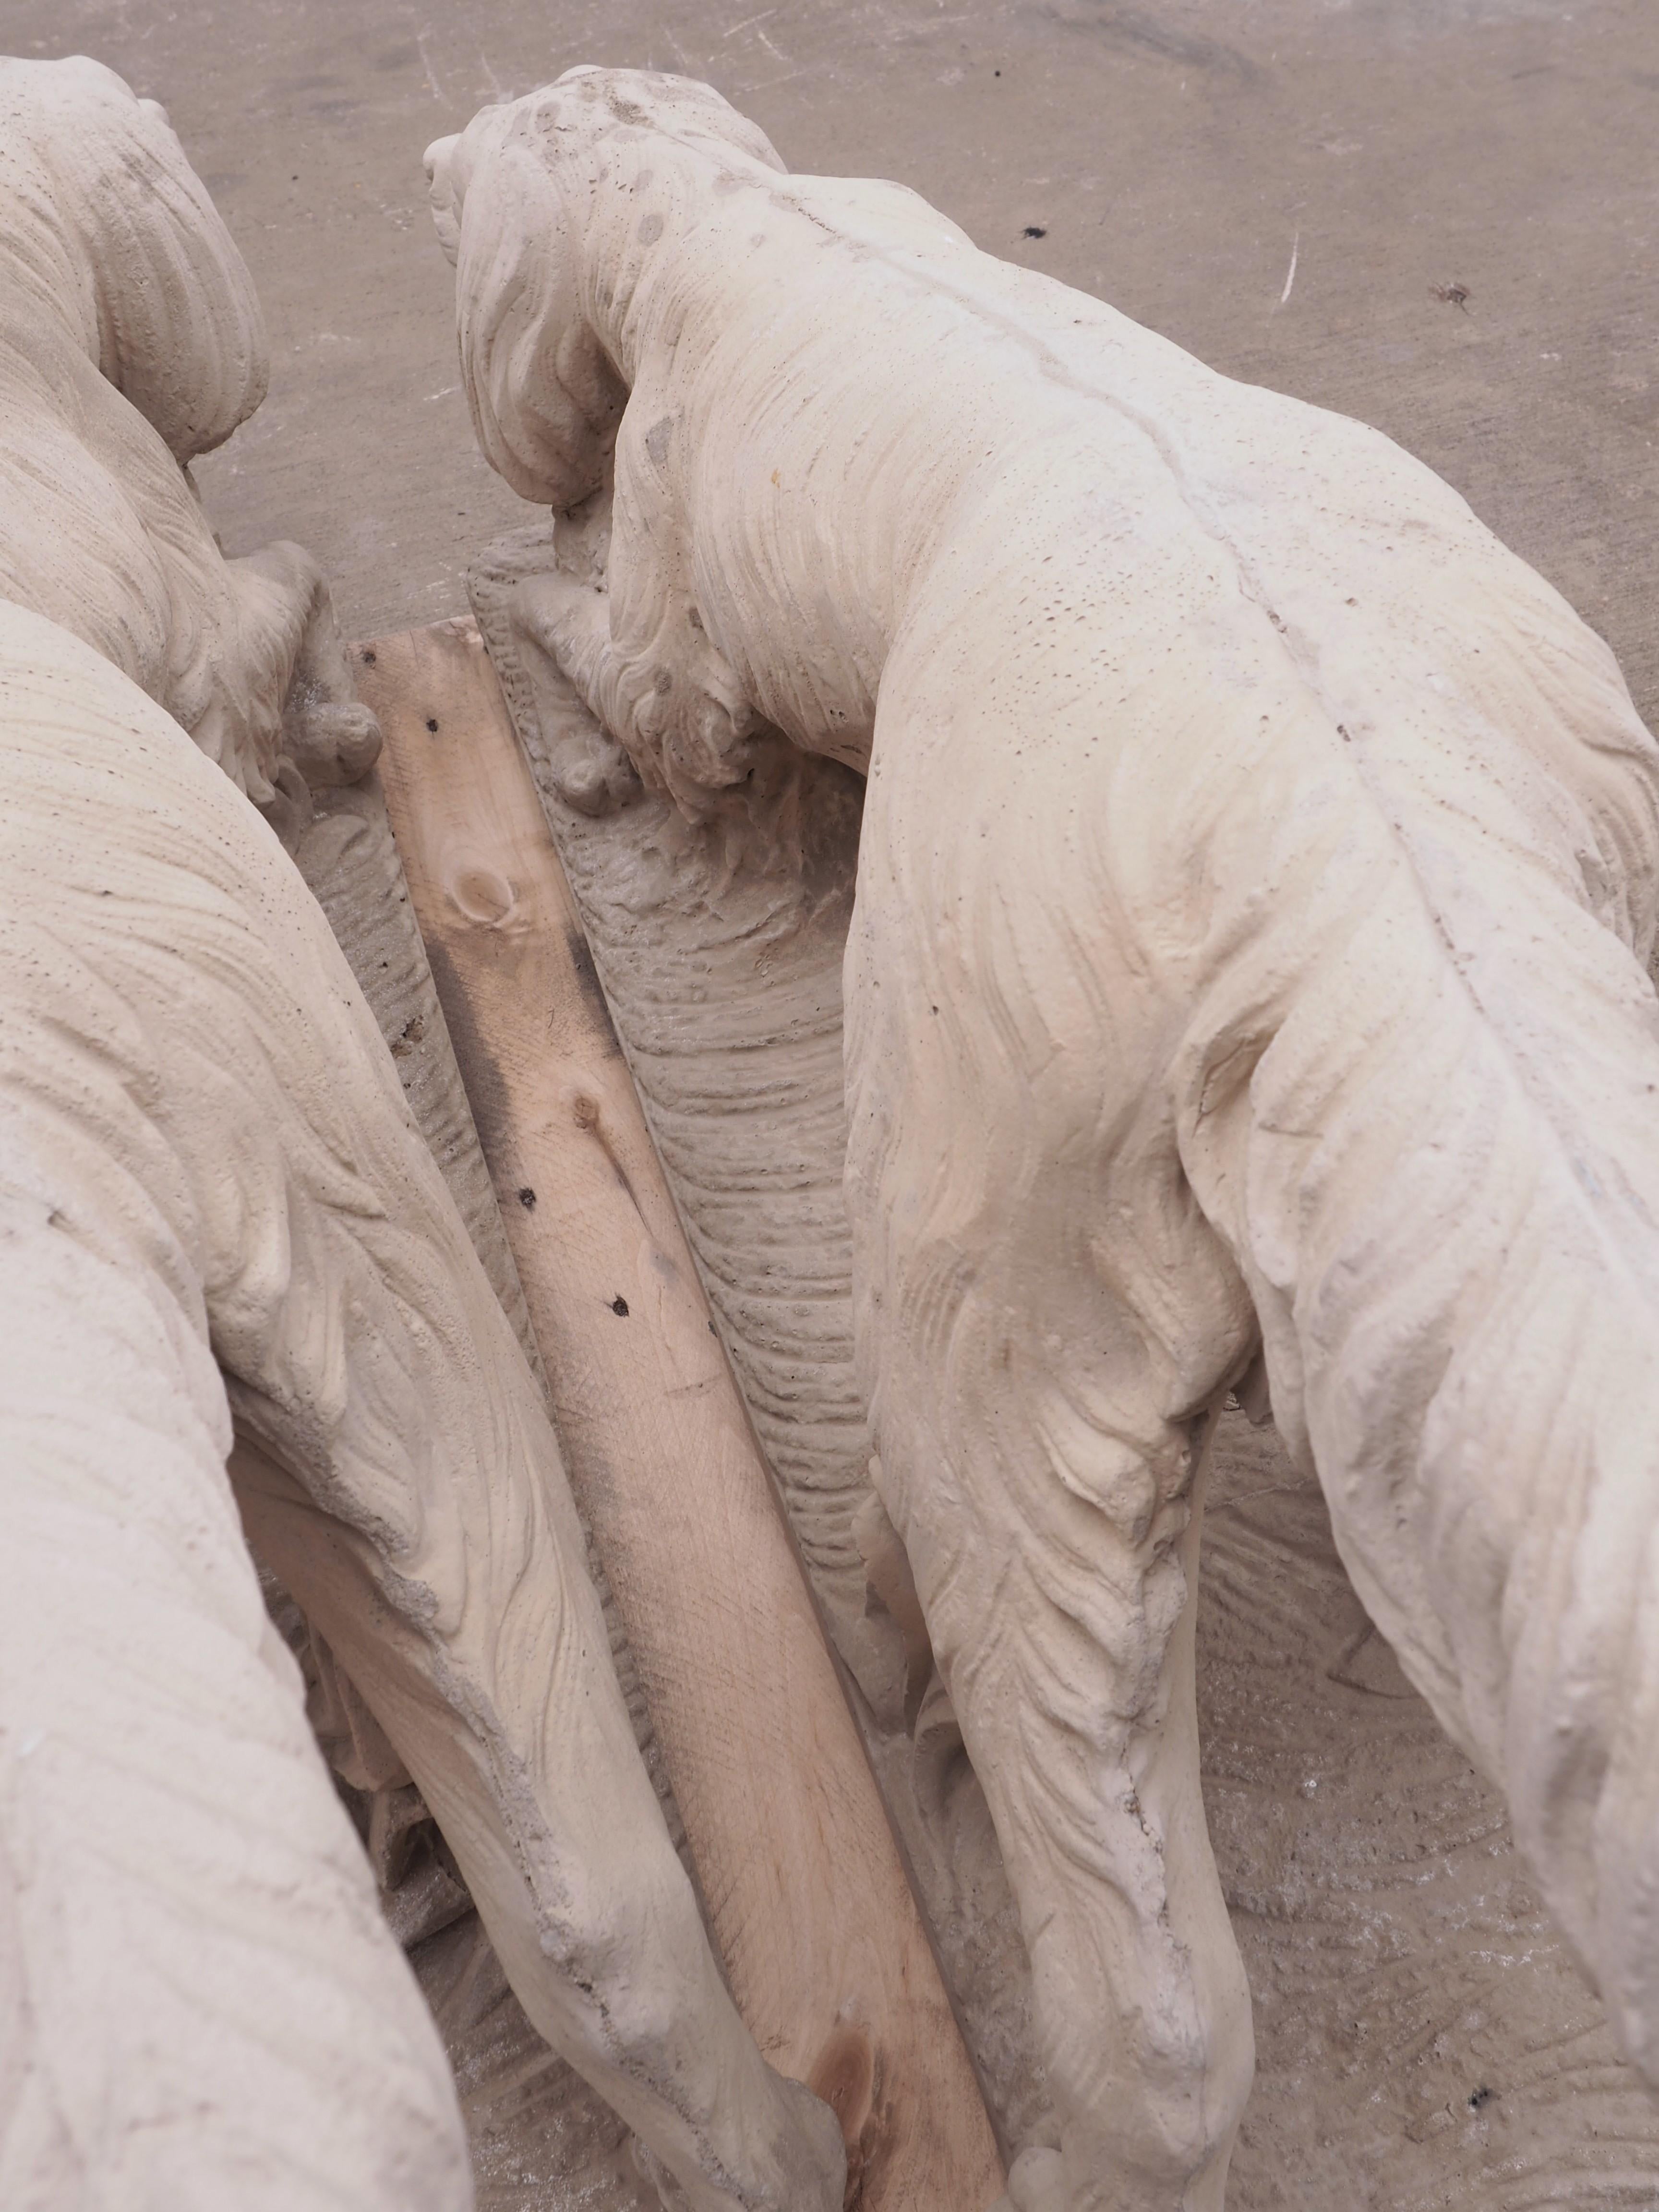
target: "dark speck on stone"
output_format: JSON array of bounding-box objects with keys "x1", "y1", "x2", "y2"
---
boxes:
[
  {"x1": 361, "y1": 648, "x2": 376, "y2": 664},
  {"x1": 1023, "y1": 225, "x2": 1046, "y2": 239},
  {"x1": 518, "y1": 1187, "x2": 537, "y2": 1209},
  {"x1": 611, "y1": 1295, "x2": 630, "y2": 1317},
  {"x1": 426, "y1": 717, "x2": 439, "y2": 733}
]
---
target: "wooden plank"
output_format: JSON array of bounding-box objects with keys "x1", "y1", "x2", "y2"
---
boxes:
[{"x1": 358, "y1": 619, "x2": 1006, "y2": 2212}]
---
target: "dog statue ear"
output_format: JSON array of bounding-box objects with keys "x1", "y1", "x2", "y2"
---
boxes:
[
  {"x1": 440, "y1": 69, "x2": 788, "y2": 513},
  {"x1": 0, "y1": 57, "x2": 269, "y2": 462},
  {"x1": 448, "y1": 103, "x2": 629, "y2": 511},
  {"x1": 423, "y1": 132, "x2": 466, "y2": 270}
]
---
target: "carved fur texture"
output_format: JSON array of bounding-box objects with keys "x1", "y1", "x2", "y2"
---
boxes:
[
  {"x1": 0, "y1": 602, "x2": 844, "y2": 2212},
  {"x1": 0, "y1": 55, "x2": 378, "y2": 805},
  {"x1": 0, "y1": 63, "x2": 842, "y2": 2210},
  {"x1": 433, "y1": 68, "x2": 1659, "y2": 2211}
]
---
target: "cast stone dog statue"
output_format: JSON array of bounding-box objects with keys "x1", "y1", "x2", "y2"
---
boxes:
[
  {"x1": 427, "y1": 66, "x2": 1659, "y2": 2212},
  {"x1": 0, "y1": 56, "x2": 842, "y2": 2212}
]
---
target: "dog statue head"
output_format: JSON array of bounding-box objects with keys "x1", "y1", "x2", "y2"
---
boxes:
[
  {"x1": 425, "y1": 68, "x2": 784, "y2": 511},
  {"x1": 0, "y1": 55, "x2": 268, "y2": 462}
]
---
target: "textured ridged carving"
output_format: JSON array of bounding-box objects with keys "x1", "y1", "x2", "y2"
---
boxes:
[
  {"x1": 434, "y1": 67, "x2": 1659, "y2": 2210},
  {"x1": 0, "y1": 605, "x2": 842, "y2": 2212},
  {"x1": 0, "y1": 56, "x2": 842, "y2": 2210}
]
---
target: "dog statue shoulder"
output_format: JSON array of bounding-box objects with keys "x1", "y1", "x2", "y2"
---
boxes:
[{"x1": 430, "y1": 67, "x2": 1659, "y2": 2212}]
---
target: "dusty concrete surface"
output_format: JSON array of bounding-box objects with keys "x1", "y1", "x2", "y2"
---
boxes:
[{"x1": 15, "y1": 0, "x2": 1659, "y2": 704}]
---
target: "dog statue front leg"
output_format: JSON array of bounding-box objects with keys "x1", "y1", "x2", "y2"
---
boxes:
[
  {"x1": 513, "y1": 459, "x2": 762, "y2": 821},
  {"x1": 845, "y1": 845, "x2": 1255, "y2": 2207},
  {"x1": 880, "y1": 1370, "x2": 1251, "y2": 2212},
  {"x1": 976, "y1": 1411, "x2": 1245, "y2": 2212},
  {"x1": 510, "y1": 565, "x2": 648, "y2": 815},
  {"x1": 230, "y1": 541, "x2": 382, "y2": 789}
]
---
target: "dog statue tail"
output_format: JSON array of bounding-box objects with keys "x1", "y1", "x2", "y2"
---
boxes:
[{"x1": 1194, "y1": 593, "x2": 1659, "y2": 2080}]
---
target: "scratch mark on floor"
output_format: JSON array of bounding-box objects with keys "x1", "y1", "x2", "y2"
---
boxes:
[
  {"x1": 1277, "y1": 228, "x2": 1300, "y2": 310},
  {"x1": 414, "y1": 26, "x2": 445, "y2": 102}
]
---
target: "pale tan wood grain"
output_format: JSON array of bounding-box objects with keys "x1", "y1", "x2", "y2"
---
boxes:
[{"x1": 357, "y1": 619, "x2": 1006, "y2": 2212}]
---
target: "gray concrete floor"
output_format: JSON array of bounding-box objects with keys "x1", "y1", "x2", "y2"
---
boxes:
[{"x1": 15, "y1": 0, "x2": 1659, "y2": 717}]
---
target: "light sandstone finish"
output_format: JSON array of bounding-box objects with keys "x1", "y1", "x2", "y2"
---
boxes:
[
  {"x1": 0, "y1": 605, "x2": 843, "y2": 2212},
  {"x1": 464, "y1": 541, "x2": 1659, "y2": 2203},
  {"x1": 470, "y1": 519, "x2": 1659, "y2": 2207},
  {"x1": 0, "y1": 610, "x2": 468, "y2": 2212},
  {"x1": 0, "y1": 58, "x2": 843, "y2": 2212},
  {"x1": 430, "y1": 67, "x2": 1659, "y2": 2211}
]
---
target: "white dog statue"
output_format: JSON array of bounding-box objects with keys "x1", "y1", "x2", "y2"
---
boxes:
[
  {"x1": 0, "y1": 56, "x2": 842, "y2": 2212},
  {"x1": 429, "y1": 68, "x2": 1659, "y2": 2211}
]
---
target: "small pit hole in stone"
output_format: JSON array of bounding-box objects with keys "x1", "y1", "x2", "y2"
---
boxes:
[
  {"x1": 518, "y1": 1187, "x2": 537, "y2": 1210},
  {"x1": 610, "y1": 1295, "x2": 630, "y2": 1317},
  {"x1": 361, "y1": 648, "x2": 377, "y2": 664},
  {"x1": 426, "y1": 717, "x2": 440, "y2": 733}
]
